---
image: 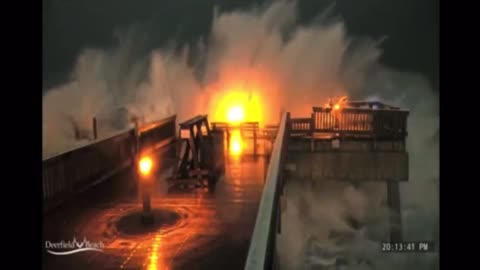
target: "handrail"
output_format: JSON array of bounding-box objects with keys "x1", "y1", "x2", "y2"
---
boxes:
[
  {"x1": 179, "y1": 114, "x2": 208, "y2": 128},
  {"x1": 308, "y1": 106, "x2": 409, "y2": 139},
  {"x1": 312, "y1": 106, "x2": 409, "y2": 113},
  {"x1": 43, "y1": 115, "x2": 177, "y2": 161},
  {"x1": 244, "y1": 112, "x2": 289, "y2": 270},
  {"x1": 42, "y1": 115, "x2": 177, "y2": 213},
  {"x1": 138, "y1": 115, "x2": 176, "y2": 133},
  {"x1": 42, "y1": 127, "x2": 134, "y2": 162}
]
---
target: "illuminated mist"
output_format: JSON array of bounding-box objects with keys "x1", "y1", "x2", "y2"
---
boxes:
[
  {"x1": 43, "y1": 1, "x2": 438, "y2": 269},
  {"x1": 43, "y1": 0, "x2": 382, "y2": 158}
]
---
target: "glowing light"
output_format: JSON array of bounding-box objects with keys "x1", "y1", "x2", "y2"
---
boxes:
[
  {"x1": 139, "y1": 156, "x2": 153, "y2": 176},
  {"x1": 210, "y1": 86, "x2": 263, "y2": 125},
  {"x1": 333, "y1": 104, "x2": 340, "y2": 110},
  {"x1": 230, "y1": 130, "x2": 243, "y2": 155},
  {"x1": 227, "y1": 106, "x2": 245, "y2": 123}
]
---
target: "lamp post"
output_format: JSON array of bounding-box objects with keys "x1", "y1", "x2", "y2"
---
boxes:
[{"x1": 137, "y1": 155, "x2": 154, "y2": 225}]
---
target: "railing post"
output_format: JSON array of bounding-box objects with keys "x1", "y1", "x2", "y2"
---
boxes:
[
  {"x1": 371, "y1": 110, "x2": 377, "y2": 151},
  {"x1": 134, "y1": 119, "x2": 140, "y2": 155},
  {"x1": 92, "y1": 117, "x2": 98, "y2": 140},
  {"x1": 253, "y1": 126, "x2": 257, "y2": 156},
  {"x1": 310, "y1": 113, "x2": 315, "y2": 136},
  {"x1": 310, "y1": 113, "x2": 315, "y2": 152}
]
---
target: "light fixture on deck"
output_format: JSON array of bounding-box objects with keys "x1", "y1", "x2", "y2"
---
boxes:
[
  {"x1": 139, "y1": 156, "x2": 153, "y2": 177},
  {"x1": 137, "y1": 154, "x2": 155, "y2": 225}
]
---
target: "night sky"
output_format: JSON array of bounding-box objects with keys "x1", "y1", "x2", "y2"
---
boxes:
[{"x1": 42, "y1": 0, "x2": 438, "y2": 91}]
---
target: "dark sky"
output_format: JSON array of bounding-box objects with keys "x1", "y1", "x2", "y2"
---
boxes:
[{"x1": 42, "y1": 0, "x2": 438, "y2": 90}]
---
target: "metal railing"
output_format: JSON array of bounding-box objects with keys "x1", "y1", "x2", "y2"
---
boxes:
[
  {"x1": 42, "y1": 115, "x2": 177, "y2": 213},
  {"x1": 244, "y1": 112, "x2": 290, "y2": 270}
]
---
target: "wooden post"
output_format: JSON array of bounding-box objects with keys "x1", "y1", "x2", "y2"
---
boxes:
[
  {"x1": 226, "y1": 125, "x2": 230, "y2": 154},
  {"x1": 387, "y1": 181, "x2": 403, "y2": 242},
  {"x1": 310, "y1": 113, "x2": 315, "y2": 152},
  {"x1": 92, "y1": 117, "x2": 98, "y2": 140},
  {"x1": 253, "y1": 124, "x2": 257, "y2": 156},
  {"x1": 134, "y1": 119, "x2": 140, "y2": 155},
  {"x1": 371, "y1": 111, "x2": 377, "y2": 151}
]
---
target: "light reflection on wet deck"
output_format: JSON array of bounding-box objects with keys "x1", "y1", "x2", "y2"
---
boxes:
[{"x1": 43, "y1": 138, "x2": 270, "y2": 270}]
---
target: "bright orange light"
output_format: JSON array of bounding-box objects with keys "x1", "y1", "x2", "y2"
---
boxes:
[
  {"x1": 230, "y1": 130, "x2": 243, "y2": 155},
  {"x1": 210, "y1": 87, "x2": 263, "y2": 125},
  {"x1": 227, "y1": 106, "x2": 245, "y2": 123},
  {"x1": 139, "y1": 156, "x2": 153, "y2": 176},
  {"x1": 334, "y1": 104, "x2": 340, "y2": 110}
]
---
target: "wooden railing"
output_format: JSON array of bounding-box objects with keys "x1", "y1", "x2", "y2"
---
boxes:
[
  {"x1": 42, "y1": 115, "x2": 177, "y2": 213},
  {"x1": 42, "y1": 129, "x2": 136, "y2": 204},
  {"x1": 290, "y1": 106, "x2": 409, "y2": 139},
  {"x1": 138, "y1": 115, "x2": 176, "y2": 153},
  {"x1": 313, "y1": 107, "x2": 373, "y2": 133},
  {"x1": 211, "y1": 122, "x2": 279, "y2": 141},
  {"x1": 290, "y1": 116, "x2": 313, "y2": 136}
]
